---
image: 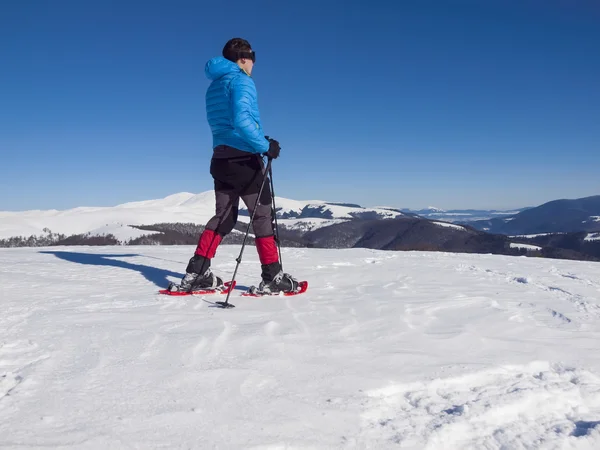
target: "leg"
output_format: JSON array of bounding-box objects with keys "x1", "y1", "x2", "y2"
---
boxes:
[
  {"x1": 188, "y1": 158, "x2": 244, "y2": 275},
  {"x1": 241, "y1": 186, "x2": 280, "y2": 281},
  {"x1": 237, "y1": 156, "x2": 279, "y2": 280},
  {"x1": 239, "y1": 157, "x2": 299, "y2": 293},
  {"x1": 193, "y1": 190, "x2": 239, "y2": 260},
  {"x1": 171, "y1": 164, "x2": 241, "y2": 292}
]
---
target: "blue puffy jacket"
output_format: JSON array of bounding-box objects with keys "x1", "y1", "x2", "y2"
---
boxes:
[{"x1": 205, "y1": 56, "x2": 269, "y2": 154}]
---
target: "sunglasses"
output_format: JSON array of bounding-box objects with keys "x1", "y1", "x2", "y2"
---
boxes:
[{"x1": 235, "y1": 50, "x2": 256, "y2": 63}]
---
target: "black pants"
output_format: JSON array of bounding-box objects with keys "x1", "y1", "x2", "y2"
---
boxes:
[{"x1": 205, "y1": 154, "x2": 274, "y2": 238}]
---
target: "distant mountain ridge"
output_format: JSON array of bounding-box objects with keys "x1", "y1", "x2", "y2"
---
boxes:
[
  {"x1": 402, "y1": 207, "x2": 530, "y2": 223},
  {"x1": 239, "y1": 197, "x2": 403, "y2": 221},
  {"x1": 466, "y1": 195, "x2": 600, "y2": 235},
  {"x1": 1, "y1": 192, "x2": 599, "y2": 262}
]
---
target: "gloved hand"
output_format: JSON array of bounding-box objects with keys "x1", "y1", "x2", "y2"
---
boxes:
[{"x1": 265, "y1": 136, "x2": 281, "y2": 159}]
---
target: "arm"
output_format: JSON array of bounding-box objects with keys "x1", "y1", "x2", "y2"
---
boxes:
[{"x1": 231, "y1": 75, "x2": 270, "y2": 153}]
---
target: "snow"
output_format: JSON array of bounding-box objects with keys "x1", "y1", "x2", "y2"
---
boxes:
[
  {"x1": 268, "y1": 196, "x2": 319, "y2": 217},
  {"x1": 426, "y1": 206, "x2": 446, "y2": 212},
  {"x1": 0, "y1": 193, "x2": 218, "y2": 240},
  {"x1": 2, "y1": 245, "x2": 600, "y2": 448},
  {"x1": 584, "y1": 233, "x2": 600, "y2": 242},
  {"x1": 432, "y1": 221, "x2": 465, "y2": 231},
  {"x1": 588, "y1": 216, "x2": 600, "y2": 223},
  {"x1": 115, "y1": 192, "x2": 198, "y2": 209},
  {"x1": 325, "y1": 203, "x2": 399, "y2": 219},
  {"x1": 246, "y1": 199, "x2": 403, "y2": 220},
  {"x1": 510, "y1": 243, "x2": 543, "y2": 251},
  {"x1": 86, "y1": 223, "x2": 161, "y2": 241},
  {"x1": 276, "y1": 217, "x2": 350, "y2": 232}
]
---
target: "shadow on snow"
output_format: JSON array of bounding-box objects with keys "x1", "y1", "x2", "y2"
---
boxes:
[
  {"x1": 38, "y1": 250, "x2": 250, "y2": 292},
  {"x1": 39, "y1": 250, "x2": 183, "y2": 289}
]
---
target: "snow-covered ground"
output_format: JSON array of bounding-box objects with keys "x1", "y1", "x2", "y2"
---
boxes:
[
  {"x1": 585, "y1": 233, "x2": 600, "y2": 242},
  {"x1": 2, "y1": 246, "x2": 600, "y2": 449}
]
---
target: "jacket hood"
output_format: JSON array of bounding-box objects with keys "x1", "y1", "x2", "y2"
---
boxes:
[{"x1": 205, "y1": 56, "x2": 241, "y2": 81}]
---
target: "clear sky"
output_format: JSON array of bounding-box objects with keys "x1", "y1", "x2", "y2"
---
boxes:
[{"x1": 1, "y1": 0, "x2": 599, "y2": 211}]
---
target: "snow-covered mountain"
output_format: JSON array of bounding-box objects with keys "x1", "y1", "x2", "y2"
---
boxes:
[
  {"x1": 0, "y1": 191, "x2": 403, "y2": 241},
  {"x1": 0, "y1": 192, "x2": 213, "y2": 241},
  {"x1": 0, "y1": 190, "x2": 540, "y2": 242},
  {"x1": 241, "y1": 197, "x2": 403, "y2": 233},
  {"x1": 2, "y1": 245, "x2": 600, "y2": 448}
]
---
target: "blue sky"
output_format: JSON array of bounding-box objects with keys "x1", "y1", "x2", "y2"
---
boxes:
[{"x1": 1, "y1": 0, "x2": 599, "y2": 211}]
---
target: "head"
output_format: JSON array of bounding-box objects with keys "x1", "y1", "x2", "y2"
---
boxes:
[{"x1": 222, "y1": 37, "x2": 255, "y2": 75}]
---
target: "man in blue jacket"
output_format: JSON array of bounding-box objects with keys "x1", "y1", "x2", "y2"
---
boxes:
[{"x1": 168, "y1": 38, "x2": 299, "y2": 295}]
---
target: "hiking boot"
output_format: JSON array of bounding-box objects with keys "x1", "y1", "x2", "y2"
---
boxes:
[
  {"x1": 168, "y1": 255, "x2": 223, "y2": 292},
  {"x1": 258, "y1": 265, "x2": 299, "y2": 294}
]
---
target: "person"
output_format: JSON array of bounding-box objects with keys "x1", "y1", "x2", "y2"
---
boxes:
[{"x1": 168, "y1": 37, "x2": 300, "y2": 295}]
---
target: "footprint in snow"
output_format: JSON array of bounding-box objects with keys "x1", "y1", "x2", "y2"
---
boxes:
[
  {"x1": 512, "y1": 276, "x2": 530, "y2": 284},
  {"x1": 0, "y1": 372, "x2": 24, "y2": 399},
  {"x1": 0, "y1": 339, "x2": 49, "y2": 399}
]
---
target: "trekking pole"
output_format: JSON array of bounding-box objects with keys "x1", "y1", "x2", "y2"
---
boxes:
[
  {"x1": 268, "y1": 163, "x2": 283, "y2": 271},
  {"x1": 216, "y1": 156, "x2": 274, "y2": 309}
]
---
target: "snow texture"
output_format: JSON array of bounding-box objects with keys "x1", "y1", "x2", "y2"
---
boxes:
[
  {"x1": 2, "y1": 246, "x2": 600, "y2": 449},
  {"x1": 585, "y1": 233, "x2": 600, "y2": 242}
]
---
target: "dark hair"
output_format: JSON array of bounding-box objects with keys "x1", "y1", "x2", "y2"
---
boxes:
[{"x1": 222, "y1": 38, "x2": 253, "y2": 62}]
